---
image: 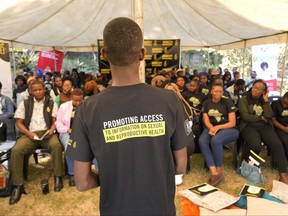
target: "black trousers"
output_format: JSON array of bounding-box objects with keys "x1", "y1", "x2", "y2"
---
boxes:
[
  {"x1": 275, "y1": 128, "x2": 288, "y2": 160},
  {"x1": 241, "y1": 124, "x2": 287, "y2": 173}
]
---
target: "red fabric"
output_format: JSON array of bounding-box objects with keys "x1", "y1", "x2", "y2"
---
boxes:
[
  {"x1": 37, "y1": 50, "x2": 64, "y2": 74},
  {"x1": 180, "y1": 197, "x2": 200, "y2": 216},
  {"x1": 179, "y1": 196, "x2": 241, "y2": 215}
]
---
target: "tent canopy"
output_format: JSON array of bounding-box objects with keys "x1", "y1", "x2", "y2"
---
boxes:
[{"x1": 1, "y1": 0, "x2": 288, "y2": 51}]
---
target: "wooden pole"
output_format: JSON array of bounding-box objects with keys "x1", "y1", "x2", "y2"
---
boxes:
[
  {"x1": 11, "y1": 46, "x2": 16, "y2": 79},
  {"x1": 280, "y1": 33, "x2": 288, "y2": 96},
  {"x1": 135, "y1": 0, "x2": 145, "y2": 83},
  {"x1": 242, "y1": 40, "x2": 247, "y2": 78}
]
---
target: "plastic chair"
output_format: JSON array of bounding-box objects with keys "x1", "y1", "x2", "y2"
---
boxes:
[{"x1": 23, "y1": 148, "x2": 67, "y2": 181}]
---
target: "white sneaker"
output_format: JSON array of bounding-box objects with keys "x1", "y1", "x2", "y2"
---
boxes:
[{"x1": 175, "y1": 174, "x2": 183, "y2": 186}]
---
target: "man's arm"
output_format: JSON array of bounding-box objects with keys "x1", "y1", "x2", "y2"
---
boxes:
[
  {"x1": 74, "y1": 160, "x2": 100, "y2": 192},
  {"x1": 173, "y1": 147, "x2": 187, "y2": 174},
  {"x1": 16, "y1": 118, "x2": 37, "y2": 140},
  {"x1": 272, "y1": 117, "x2": 288, "y2": 133},
  {"x1": 0, "y1": 97, "x2": 14, "y2": 122},
  {"x1": 45, "y1": 117, "x2": 57, "y2": 139}
]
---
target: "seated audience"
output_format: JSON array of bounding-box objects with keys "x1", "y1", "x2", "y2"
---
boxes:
[
  {"x1": 226, "y1": 79, "x2": 245, "y2": 107},
  {"x1": 44, "y1": 72, "x2": 53, "y2": 91},
  {"x1": 9, "y1": 80, "x2": 64, "y2": 205},
  {"x1": 183, "y1": 79, "x2": 206, "y2": 113},
  {"x1": 71, "y1": 68, "x2": 80, "y2": 88},
  {"x1": 271, "y1": 92, "x2": 288, "y2": 160},
  {"x1": 175, "y1": 76, "x2": 188, "y2": 95},
  {"x1": 50, "y1": 75, "x2": 63, "y2": 101},
  {"x1": 151, "y1": 75, "x2": 166, "y2": 88},
  {"x1": 182, "y1": 79, "x2": 206, "y2": 151},
  {"x1": 245, "y1": 70, "x2": 257, "y2": 91},
  {"x1": 164, "y1": 82, "x2": 194, "y2": 181},
  {"x1": 55, "y1": 77, "x2": 73, "y2": 107},
  {"x1": 83, "y1": 80, "x2": 99, "y2": 99},
  {"x1": 56, "y1": 89, "x2": 84, "y2": 187},
  {"x1": 199, "y1": 84, "x2": 239, "y2": 186},
  {"x1": 226, "y1": 71, "x2": 240, "y2": 88},
  {"x1": 17, "y1": 76, "x2": 36, "y2": 106},
  {"x1": 199, "y1": 74, "x2": 210, "y2": 96},
  {"x1": 222, "y1": 71, "x2": 232, "y2": 89},
  {"x1": 206, "y1": 78, "x2": 231, "y2": 100},
  {"x1": 238, "y1": 80, "x2": 288, "y2": 184},
  {"x1": 13, "y1": 75, "x2": 27, "y2": 108},
  {"x1": 0, "y1": 81, "x2": 14, "y2": 122}
]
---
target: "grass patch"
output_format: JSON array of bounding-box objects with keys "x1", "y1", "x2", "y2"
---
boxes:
[{"x1": 0, "y1": 149, "x2": 279, "y2": 215}]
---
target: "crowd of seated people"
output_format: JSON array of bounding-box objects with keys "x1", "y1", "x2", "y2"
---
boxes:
[
  {"x1": 1, "y1": 65, "x2": 287, "y2": 205},
  {"x1": 147, "y1": 67, "x2": 288, "y2": 186},
  {"x1": 0, "y1": 70, "x2": 108, "y2": 205}
]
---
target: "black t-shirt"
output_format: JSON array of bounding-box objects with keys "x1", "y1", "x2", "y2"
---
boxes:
[
  {"x1": 272, "y1": 99, "x2": 288, "y2": 126},
  {"x1": 66, "y1": 83, "x2": 189, "y2": 215},
  {"x1": 199, "y1": 85, "x2": 210, "y2": 95},
  {"x1": 182, "y1": 91, "x2": 206, "y2": 111},
  {"x1": 202, "y1": 98, "x2": 236, "y2": 125}
]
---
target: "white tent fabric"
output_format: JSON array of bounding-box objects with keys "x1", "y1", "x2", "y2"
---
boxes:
[{"x1": 0, "y1": 0, "x2": 288, "y2": 51}]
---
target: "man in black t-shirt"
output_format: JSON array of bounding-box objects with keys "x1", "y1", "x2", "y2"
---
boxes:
[{"x1": 66, "y1": 17, "x2": 188, "y2": 215}]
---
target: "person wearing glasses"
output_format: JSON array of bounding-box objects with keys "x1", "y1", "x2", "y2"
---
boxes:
[
  {"x1": 238, "y1": 80, "x2": 288, "y2": 184},
  {"x1": 55, "y1": 77, "x2": 73, "y2": 107}
]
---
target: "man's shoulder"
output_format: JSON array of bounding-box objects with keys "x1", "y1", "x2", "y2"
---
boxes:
[
  {"x1": 1, "y1": 95, "x2": 12, "y2": 102},
  {"x1": 59, "y1": 100, "x2": 72, "y2": 108}
]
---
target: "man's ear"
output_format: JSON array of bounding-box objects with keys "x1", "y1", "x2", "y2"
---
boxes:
[
  {"x1": 101, "y1": 48, "x2": 107, "y2": 61},
  {"x1": 139, "y1": 48, "x2": 146, "y2": 61}
]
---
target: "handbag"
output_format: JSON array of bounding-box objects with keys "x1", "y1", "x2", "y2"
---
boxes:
[
  {"x1": 239, "y1": 160, "x2": 266, "y2": 185},
  {"x1": 0, "y1": 122, "x2": 7, "y2": 142}
]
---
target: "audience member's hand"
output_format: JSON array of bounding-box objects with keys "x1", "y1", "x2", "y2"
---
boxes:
[
  {"x1": 263, "y1": 89, "x2": 269, "y2": 102},
  {"x1": 208, "y1": 125, "x2": 220, "y2": 136},
  {"x1": 67, "y1": 128, "x2": 72, "y2": 134},
  {"x1": 27, "y1": 131, "x2": 38, "y2": 141},
  {"x1": 261, "y1": 116, "x2": 268, "y2": 122},
  {"x1": 45, "y1": 129, "x2": 55, "y2": 139}
]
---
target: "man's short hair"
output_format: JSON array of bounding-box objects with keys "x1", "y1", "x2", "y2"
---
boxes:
[
  {"x1": 235, "y1": 79, "x2": 245, "y2": 86},
  {"x1": 30, "y1": 80, "x2": 45, "y2": 88},
  {"x1": 233, "y1": 71, "x2": 240, "y2": 76},
  {"x1": 71, "y1": 88, "x2": 84, "y2": 97},
  {"x1": 103, "y1": 17, "x2": 143, "y2": 66}
]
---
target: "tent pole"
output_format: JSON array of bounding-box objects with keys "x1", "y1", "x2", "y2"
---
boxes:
[
  {"x1": 242, "y1": 40, "x2": 246, "y2": 78},
  {"x1": 11, "y1": 45, "x2": 16, "y2": 78},
  {"x1": 280, "y1": 33, "x2": 288, "y2": 96},
  {"x1": 207, "y1": 49, "x2": 209, "y2": 67},
  {"x1": 131, "y1": 0, "x2": 135, "y2": 20},
  {"x1": 135, "y1": 0, "x2": 145, "y2": 83}
]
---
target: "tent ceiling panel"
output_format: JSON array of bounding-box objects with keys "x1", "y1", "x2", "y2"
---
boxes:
[{"x1": 0, "y1": 0, "x2": 288, "y2": 51}]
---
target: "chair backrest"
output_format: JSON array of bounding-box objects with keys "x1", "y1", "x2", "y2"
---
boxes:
[
  {"x1": 3, "y1": 117, "x2": 16, "y2": 141},
  {"x1": 268, "y1": 96, "x2": 282, "y2": 103}
]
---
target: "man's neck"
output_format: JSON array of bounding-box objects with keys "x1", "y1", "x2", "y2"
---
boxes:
[{"x1": 110, "y1": 62, "x2": 142, "y2": 86}]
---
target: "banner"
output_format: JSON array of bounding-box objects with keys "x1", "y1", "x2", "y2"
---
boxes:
[
  {"x1": 37, "y1": 50, "x2": 64, "y2": 76},
  {"x1": 98, "y1": 39, "x2": 180, "y2": 75},
  {"x1": 0, "y1": 42, "x2": 13, "y2": 98},
  {"x1": 252, "y1": 44, "x2": 278, "y2": 92},
  {"x1": 144, "y1": 39, "x2": 180, "y2": 74}
]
